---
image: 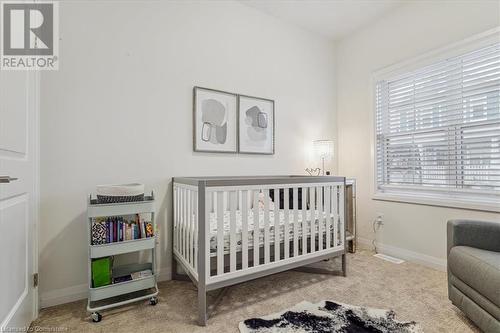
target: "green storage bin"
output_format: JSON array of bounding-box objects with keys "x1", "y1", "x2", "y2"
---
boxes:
[{"x1": 92, "y1": 257, "x2": 112, "y2": 288}]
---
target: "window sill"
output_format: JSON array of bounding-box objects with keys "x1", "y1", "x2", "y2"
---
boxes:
[{"x1": 372, "y1": 191, "x2": 500, "y2": 213}]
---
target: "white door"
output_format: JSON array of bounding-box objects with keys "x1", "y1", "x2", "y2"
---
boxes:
[{"x1": 0, "y1": 69, "x2": 39, "y2": 331}]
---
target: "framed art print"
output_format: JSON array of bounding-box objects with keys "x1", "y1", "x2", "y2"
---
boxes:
[
  {"x1": 238, "y1": 95, "x2": 275, "y2": 154},
  {"x1": 193, "y1": 87, "x2": 238, "y2": 153}
]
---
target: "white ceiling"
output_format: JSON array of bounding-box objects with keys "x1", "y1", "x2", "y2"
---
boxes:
[{"x1": 239, "y1": 0, "x2": 403, "y2": 41}]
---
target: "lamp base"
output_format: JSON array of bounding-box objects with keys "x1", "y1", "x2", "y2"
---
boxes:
[{"x1": 305, "y1": 168, "x2": 321, "y2": 176}]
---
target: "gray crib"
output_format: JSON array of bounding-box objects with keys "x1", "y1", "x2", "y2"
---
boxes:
[{"x1": 172, "y1": 176, "x2": 347, "y2": 325}]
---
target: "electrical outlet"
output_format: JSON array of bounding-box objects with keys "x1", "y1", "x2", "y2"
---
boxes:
[{"x1": 376, "y1": 213, "x2": 384, "y2": 225}]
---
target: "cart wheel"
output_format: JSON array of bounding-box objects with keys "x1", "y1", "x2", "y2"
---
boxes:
[
  {"x1": 91, "y1": 312, "x2": 102, "y2": 323},
  {"x1": 149, "y1": 297, "x2": 158, "y2": 306}
]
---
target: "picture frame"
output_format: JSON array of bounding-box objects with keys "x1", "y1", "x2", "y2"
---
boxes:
[
  {"x1": 193, "y1": 86, "x2": 238, "y2": 153},
  {"x1": 238, "y1": 94, "x2": 275, "y2": 155}
]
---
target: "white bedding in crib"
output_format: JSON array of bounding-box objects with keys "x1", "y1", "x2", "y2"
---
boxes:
[{"x1": 204, "y1": 209, "x2": 340, "y2": 253}]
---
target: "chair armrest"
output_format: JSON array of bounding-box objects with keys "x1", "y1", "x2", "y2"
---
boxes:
[{"x1": 447, "y1": 219, "x2": 500, "y2": 256}]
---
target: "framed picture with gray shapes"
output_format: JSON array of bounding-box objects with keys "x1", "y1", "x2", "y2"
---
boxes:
[
  {"x1": 193, "y1": 87, "x2": 238, "y2": 153},
  {"x1": 238, "y1": 94, "x2": 275, "y2": 154}
]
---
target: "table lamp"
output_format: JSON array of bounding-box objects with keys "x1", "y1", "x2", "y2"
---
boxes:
[{"x1": 313, "y1": 140, "x2": 334, "y2": 176}]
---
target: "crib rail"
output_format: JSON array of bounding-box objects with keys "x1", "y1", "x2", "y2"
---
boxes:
[{"x1": 173, "y1": 176, "x2": 345, "y2": 288}]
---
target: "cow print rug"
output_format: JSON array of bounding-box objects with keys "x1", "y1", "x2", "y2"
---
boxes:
[{"x1": 239, "y1": 300, "x2": 422, "y2": 333}]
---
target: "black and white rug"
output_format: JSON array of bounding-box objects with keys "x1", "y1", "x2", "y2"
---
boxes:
[{"x1": 239, "y1": 300, "x2": 422, "y2": 333}]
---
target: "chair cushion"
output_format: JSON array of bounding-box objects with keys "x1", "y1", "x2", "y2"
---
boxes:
[{"x1": 449, "y1": 246, "x2": 500, "y2": 307}]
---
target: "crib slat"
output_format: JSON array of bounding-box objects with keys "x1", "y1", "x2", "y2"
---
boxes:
[
  {"x1": 178, "y1": 187, "x2": 181, "y2": 252},
  {"x1": 229, "y1": 191, "x2": 237, "y2": 272},
  {"x1": 178, "y1": 187, "x2": 182, "y2": 257},
  {"x1": 317, "y1": 186, "x2": 323, "y2": 251},
  {"x1": 310, "y1": 187, "x2": 316, "y2": 252},
  {"x1": 212, "y1": 191, "x2": 216, "y2": 213},
  {"x1": 186, "y1": 189, "x2": 190, "y2": 265},
  {"x1": 188, "y1": 189, "x2": 193, "y2": 265},
  {"x1": 293, "y1": 187, "x2": 299, "y2": 257},
  {"x1": 182, "y1": 188, "x2": 186, "y2": 259},
  {"x1": 187, "y1": 189, "x2": 191, "y2": 261},
  {"x1": 325, "y1": 186, "x2": 331, "y2": 249},
  {"x1": 187, "y1": 188, "x2": 191, "y2": 260},
  {"x1": 253, "y1": 190, "x2": 259, "y2": 267},
  {"x1": 274, "y1": 188, "x2": 280, "y2": 262},
  {"x1": 191, "y1": 189, "x2": 196, "y2": 266},
  {"x1": 187, "y1": 189, "x2": 191, "y2": 262},
  {"x1": 264, "y1": 189, "x2": 270, "y2": 264},
  {"x1": 217, "y1": 191, "x2": 224, "y2": 275},
  {"x1": 205, "y1": 191, "x2": 212, "y2": 277},
  {"x1": 194, "y1": 189, "x2": 198, "y2": 271},
  {"x1": 333, "y1": 186, "x2": 339, "y2": 247},
  {"x1": 242, "y1": 190, "x2": 249, "y2": 270},
  {"x1": 180, "y1": 187, "x2": 184, "y2": 257},
  {"x1": 333, "y1": 186, "x2": 336, "y2": 247},
  {"x1": 186, "y1": 189, "x2": 189, "y2": 264},
  {"x1": 179, "y1": 187, "x2": 182, "y2": 253},
  {"x1": 301, "y1": 187, "x2": 307, "y2": 255},
  {"x1": 174, "y1": 186, "x2": 177, "y2": 252},
  {"x1": 283, "y1": 188, "x2": 290, "y2": 260},
  {"x1": 339, "y1": 185, "x2": 345, "y2": 248}
]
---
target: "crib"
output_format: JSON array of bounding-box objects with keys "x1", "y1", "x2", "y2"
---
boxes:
[{"x1": 172, "y1": 176, "x2": 346, "y2": 325}]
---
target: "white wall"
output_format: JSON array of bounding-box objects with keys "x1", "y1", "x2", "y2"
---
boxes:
[
  {"x1": 336, "y1": 1, "x2": 500, "y2": 269},
  {"x1": 39, "y1": 1, "x2": 336, "y2": 306}
]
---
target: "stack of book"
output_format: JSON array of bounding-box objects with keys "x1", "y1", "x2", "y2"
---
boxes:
[
  {"x1": 91, "y1": 214, "x2": 154, "y2": 245},
  {"x1": 113, "y1": 269, "x2": 153, "y2": 284}
]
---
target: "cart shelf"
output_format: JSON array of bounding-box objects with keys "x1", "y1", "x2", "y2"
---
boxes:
[
  {"x1": 87, "y1": 195, "x2": 155, "y2": 218},
  {"x1": 90, "y1": 236, "x2": 156, "y2": 258},
  {"x1": 89, "y1": 263, "x2": 156, "y2": 302}
]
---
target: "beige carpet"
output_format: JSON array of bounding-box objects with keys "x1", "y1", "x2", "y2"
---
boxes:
[{"x1": 32, "y1": 249, "x2": 479, "y2": 332}]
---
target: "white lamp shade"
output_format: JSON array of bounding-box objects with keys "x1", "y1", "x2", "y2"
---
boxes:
[{"x1": 313, "y1": 140, "x2": 334, "y2": 160}]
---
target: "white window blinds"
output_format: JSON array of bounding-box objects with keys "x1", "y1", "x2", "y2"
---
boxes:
[{"x1": 375, "y1": 43, "x2": 500, "y2": 196}]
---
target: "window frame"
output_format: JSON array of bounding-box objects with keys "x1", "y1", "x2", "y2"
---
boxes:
[{"x1": 370, "y1": 28, "x2": 500, "y2": 213}]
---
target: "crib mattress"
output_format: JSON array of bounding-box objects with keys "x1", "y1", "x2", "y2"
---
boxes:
[{"x1": 177, "y1": 209, "x2": 340, "y2": 254}]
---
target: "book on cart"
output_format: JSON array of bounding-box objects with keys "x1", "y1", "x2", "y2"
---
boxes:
[{"x1": 91, "y1": 214, "x2": 154, "y2": 245}]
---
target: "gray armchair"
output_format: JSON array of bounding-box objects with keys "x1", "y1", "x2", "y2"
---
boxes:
[{"x1": 447, "y1": 219, "x2": 500, "y2": 332}]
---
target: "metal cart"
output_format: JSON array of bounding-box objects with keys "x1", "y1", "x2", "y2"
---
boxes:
[{"x1": 86, "y1": 193, "x2": 159, "y2": 322}]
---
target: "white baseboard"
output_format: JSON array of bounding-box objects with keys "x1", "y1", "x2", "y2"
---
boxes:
[
  {"x1": 157, "y1": 268, "x2": 171, "y2": 282},
  {"x1": 357, "y1": 237, "x2": 373, "y2": 250},
  {"x1": 357, "y1": 237, "x2": 446, "y2": 272},
  {"x1": 40, "y1": 283, "x2": 88, "y2": 308},
  {"x1": 40, "y1": 268, "x2": 172, "y2": 309}
]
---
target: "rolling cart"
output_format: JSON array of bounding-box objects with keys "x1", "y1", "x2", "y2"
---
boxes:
[{"x1": 86, "y1": 192, "x2": 159, "y2": 322}]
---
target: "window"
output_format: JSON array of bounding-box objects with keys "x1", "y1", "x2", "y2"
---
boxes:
[{"x1": 374, "y1": 41, "x2": 500, "y2": 210}]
